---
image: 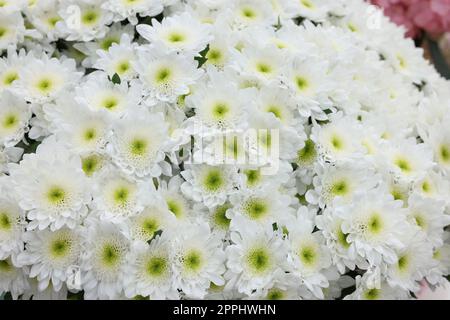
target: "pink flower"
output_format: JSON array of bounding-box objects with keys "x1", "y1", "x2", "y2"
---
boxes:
[{"x1": 371, "y1": 0, "x2": 450, "y2": 38}]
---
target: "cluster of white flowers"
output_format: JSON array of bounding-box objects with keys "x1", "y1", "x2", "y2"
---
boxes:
[{"x1": 0, "y1": 0, "x2": 449, "y2": 300}]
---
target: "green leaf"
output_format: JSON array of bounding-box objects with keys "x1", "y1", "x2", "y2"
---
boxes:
[{"x1": 111, "y1": 73, "x2": 121, "y2": 84}]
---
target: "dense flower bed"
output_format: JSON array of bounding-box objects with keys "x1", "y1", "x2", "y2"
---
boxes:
[{"x1": 0, "y1": 0, "x2": 449, "y2": 300}]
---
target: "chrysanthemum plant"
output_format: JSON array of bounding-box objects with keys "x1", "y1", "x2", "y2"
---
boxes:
[{"x1": 0, "y1": 0, "x2": 449, "y2": 300}]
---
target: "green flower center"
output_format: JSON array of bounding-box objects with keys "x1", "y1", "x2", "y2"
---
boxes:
[
  {"x1": 82, "y1": 155, "x2": 102, "y2": 176},
  {"x1": 241, "y1": 7, "x2": 256, "y2": 18},
  {"x1": 267, "y1": 288, "x2": 284, "y2": 300},
  {"x1": 391, "y1": 187, "x2": 405, "y2": 201},
  {"x1": 367, "y1": 213, "x2": 383, "y2": 235},
  {"x1": 256, "y1": 62, "x2": 272, "y2": 74},
  {"x1": 47, "y1": 16, "x2": 61, "y2": 28},
  {"x1": 364, "y1": 288, "x2": 380, "y2": 300},
  {"x1": 395, "y1": 157, "x2": 412, "y2": 172},
  {"x1": 337, "y1": 228, "x2": 350, "y2": 248},
  {"x1": 183, "y1": 250, "x2": 204, "y2": 273},
  {"x1": 46, "y1": 186, "x2": 66, "y2": 205},
  {"x1": 36, "y1": 77, "x2": 53, "y2": 93},
  {"x1": 206, "y1": 49, "x2": 222, "y2": 64},
  {"x1": 397, "y1": 255, "x2": 409, "y2": 272},
  {"x1": 203, "y1": 169, "x2": 225, "y2": 192},
  {"x1": 167, "y1": 199, "x2": 182, "y2": 217},
  {"x1": 116, "y1": 61, "x2": 130, "y2": 74},
  {"x1": 301, "y1": 0, "x2": 314, "y2": 8},
  {"x1": 141, "y1": 218, "x2": 159, "y2": 238},
  {"x1": 50, "y1": 238, "x2": 71, "y2": 258},
  {"x1": 101, "y1": 243, "x2": 121, "y2": 267},
  {"x1": 422, "y1": 181, "x2": 431, "y2": 193},
  {"x1": 414, "y1": 214, "x2": 426, "y2": 229},
  {"x1": 0, "y1": 28, "x2": 7, "y2": 38},
  {"x1": 246, "y1": 247, "x2": 271, "y2": 274},
  {"x1": 3, "y1": 72, "x2": 18, "y2": 85},
  {"x1": 82, "y1": 10, "x2": 99, "y2": 25},
  {"x1": 331, "y1": 135, "x2": 344, "y2": 150},
  {"x1": 83, "y1": 128, "x2": 97, "y2": 141},
  {"x1": 102, "y1": 97, "x2": 118, "y2": 110},
  {"x1": 167, "y1": 32, "x2": 185, "y2": 43},
  {"x1": 212, "y1": 103, "x2": 230, "y2": 120},
  {"x1": 297, "y1": 139, "x2": 317, "y2": 164},
  {"x1": 265, "y1": 105, "x2": 282, "y2": 119},
  {"x1": 244, "y1": 169, "x2": 261, "y2": 187},
  {"x1": 0, "y1": 260, "x2": 12, "y2": 272},
  {"x1": 244, "y1": 198, "x2": 268, "y2": 220},
  {"x1": 129, "y1": 138, "x2": 148, "y2": 156},
  {"x1": 213, "y1": 204, "x2": 231, "y2": 229},
  {"x1": 0, "y1": 212, "x2": 11, "y2": 230},
  {"x1": 146, "y1": 256, "x2": 168, "y2": 277},
  {"x1": 2, "y1": 113, "x2": 18, "y2": 129},
  {"x1": 330, "y1": 179, "x2": 349, "y2": 197},
  {"x1": 101, "y1": 37, "x2": 118, "y2": 51},
  {"x1": 347, "y1": 23, "x2": 358, "y2": 32},
  {"x1": 299, "y1": 245, "x2": 317, "y2": 266},
  {"x1": 295, "y1": 76, "x2": 309, "y2": 91},
  {"x1": 439, "y1": 145, "x2": 450, "y2": 163},
  {"x1": 155, "y1": 67, "x2": 172, "y2": 84},
  {"x1": 113, "y1": 187, "x2": 130, "y2": 205}
]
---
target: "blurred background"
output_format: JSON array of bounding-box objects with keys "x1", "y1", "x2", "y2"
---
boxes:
[{"x1": 370, "y1": 0, "x2": 450, "y2": 79}]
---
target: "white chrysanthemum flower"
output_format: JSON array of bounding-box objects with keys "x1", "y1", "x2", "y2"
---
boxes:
[
  {"x1": 24, "y1": 0, "x2": 64, "y2": 42},
  {"x1": 125, "y1": 204, "x2": 176, "y2": 243},
  {"x1": 225, "y1": 218, "x2": 289, "y2": 296},
  {"x1": 255, "y1": 87, "x2": 299, "y2": 127},
  {"x1": 406, "y1": 195, "x2": 450, "y2": 247},
  {"x1": 311, "y1": 114, "x2": 365, "y2": 161},
  {"x1": 344, "y1": 274, "x2": 411, "y2": 300},
  {"x1": 16, "y1": 227, "x2": 81, "y2": 292},
  {"x1": 93, "y1": 34, "x2": 138, "y2": 81},
  {"x1": 228, "y1": 187, "x2": 293, "y2": 227},
  {"x1": 9, "y1": 139, "x2": 90, "y2": 231},
  {"x1": 134, "y1": 45, "x2": 202, "y2": 104},
  {"x1": 44, "y1": 100, "x2": 111, "y2": 154},
  {"x1": 280, "y1": 0, "x2": 338, "y2": 21},
  {"x1": 0, "y1": 180, "x2": 25, "y2": 260},
  {"x1": 0, "y1": 48, "x2": 26, "y2": 93},
  {"x1": 74, "y1": 71, "x2": 142, "y2": 119},
  {"x1": 15, "y1": 53, "x2": 82, "y2": 104},
  {"x1": 80, "y1": 220, "x2": 129, "y2": 300},
  {"x1": 172, "y1": 221, "x2": 226, "y2": 299},
  {"x1": 0, "y1": 91, "x2": 31, "y2": 147},
  {"x1": 185, "y1": 69, "x2": 251, "y2": 132},
  {"x1": 284, "y1": 211, "x2": 332, "y2": 299},
  {"x1": 0, "y1": 12, "x2": 26, "y2": 50},
  {"x1": 386, "y1": 230, "x2": 435, "y2": 292},
  {"x1": 123, "y1": 236, "x2": 178, "y2": 300},
  {"x1": 137, "y1": 12, "x2": 212, "y2": 54},
  {"x1": 230, "y1": 44, "x2": 284, "y2": 86},
  {"x1": 423, "y1": 117, "x2": 450, "y2": 174},
  {"x1": 0, "y1": 259, "x2": 30, "y2": 299},
  {"x1": 58, "y1": 0, "x2": 115, "y2": 42},
  {"x1": 381, "y1": 138, "x2": 434, "y2": 182},
  {"x1": 231, "y1": 0, "x2": 276, "y2": 28},
  {"x1": 316, "y1": 207, "x2": 368, "y2": 274},
  {"x1": 306, "y1": 162, "x2": 379, "y2": 208},
  {"x1": 181, "y1": 164, "x2": 238, "y2": 209},
  {"x1": 91, "y1": 170, "x2": 147, "y2": 223},
  {"x1": 104, "y1": 0, "x2": 163, "y2": 25},
  {"x1": 108, "y1": 109, "x2": 170, "y2": 178},
  {"x1": 157, "y1": 176, "x2": 193, "y2": 223},
  {"x1": 337, "y1": 190, "x2": 410, "y2": 266},
  {"x1": 73, "y1": 23, "x2": 135, "y2": 67}
]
